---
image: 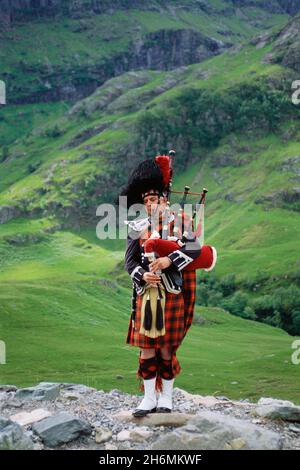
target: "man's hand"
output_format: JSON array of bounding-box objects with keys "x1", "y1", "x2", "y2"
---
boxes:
[
  {"x1": 142, "y1": 272, "x2": 161, "y2": 287},
  {"x1": 149, "y1": 256, "x2": 172, "y2": 272}
]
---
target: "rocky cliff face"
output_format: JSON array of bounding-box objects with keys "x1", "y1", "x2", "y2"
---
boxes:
[
  {"x1": 275, "y1": 0, "x2": 300, "y2": 14},
  {"x1": 2, "y1": 0, "x2": 300, "y2": 26},
  {"x1": 262, "y1": 16, "x2": 300, "y2": 72},
  {"x1": 226, "y1": 0, "x2": 300, "y2": 15},
  {"x1": 2, "y1": 0, "x2": 298, "y2": 104},
  {"x1": 7, "y1": 28, "x2": 226, "y2": 105},
  {"x1": 1, "y1": 1, "x2": 194, "y2": 25}
]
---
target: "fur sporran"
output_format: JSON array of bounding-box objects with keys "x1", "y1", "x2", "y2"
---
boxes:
[{"x1": 139, "y1": 283, "x2": 166, "y2": 338}]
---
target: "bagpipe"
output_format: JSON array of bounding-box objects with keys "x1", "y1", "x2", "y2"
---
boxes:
[{"x1": 144, "y1": 150, "x2": 217, "y2": 272}]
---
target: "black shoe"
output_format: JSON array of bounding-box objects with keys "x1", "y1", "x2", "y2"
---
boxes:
[
  {"x1": 132, "y1": 407, "x2": 157, "y2": 418},
  {"x1": 156, "y1": 407, "x2": 171, "y2": 413}
]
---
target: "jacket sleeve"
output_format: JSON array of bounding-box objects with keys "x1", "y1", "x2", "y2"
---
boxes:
[
  {"x1": 125, "y1": 234, "x2": 146, "y2": 287},
  {"x1": 167, "y1": 213, "x2": 201, "y2": 271}
]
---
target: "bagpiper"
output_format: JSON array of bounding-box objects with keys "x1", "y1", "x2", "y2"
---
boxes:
[{"x1": 120, "y1": 153, "x2": 217, "y2": 417}]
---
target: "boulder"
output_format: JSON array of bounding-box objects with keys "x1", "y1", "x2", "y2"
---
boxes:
[
  {"x1": 15, "y1": 382, "x2": 60, "y2": 401},
  {"x1": 112, "y1": 410, "x2": 193, "y2": 427},
  {"x1": 151, "y1": 410, "x2": 283, "y2": 450},
  {"x1": 95, "y1": 428, "x2": 113, "y2": 444},
  {"x1": 0, "y1": 416, "x2": 33, "y2": 450},
  {"x1": 253, "y1": 398, "x2": 300, "y2": 422},
  {"x1": 32, "y1": 412, "x2": 92, "y2": 447},
  {"x1": 0, "y1": 385, "x2": 17, "y2": 393},
  {"x1": 10, "y1": 409, "x2": 52, "y2": 426}
]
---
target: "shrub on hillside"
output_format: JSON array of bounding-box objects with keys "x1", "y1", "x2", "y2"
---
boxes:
[
  {"x1": 44, "y1": 125, "x2": 63, "y2": 138},
  {"x1": 196, "y1": 271, "x2": 300, "y2": 335},
  {"x1": 135, "y1": 78, "x2": 296, "y2": 165},
  {"x1": 1, "y1": 146, "x2": 9, "y2": 163}
]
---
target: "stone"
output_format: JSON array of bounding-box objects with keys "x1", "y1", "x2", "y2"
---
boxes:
[
  {"x1": 115, "y1": 427, "x2": 153, "y2": 443},
  {"x1": 116, "y1": 430, "x2": 131, "y2": 441},
  {"x1": 10, "y1": 409, "x2": 52, "y2": 426},
  {"x1": 0, "y1": 417, "x2": 33, "y2": 450},
  {"x1": 60, "y1": 383, "x2": 97, "y2": 394},
  {"x1": 252, "y1": 419, "x2": 263, "y2": 425},
  {"x1": 175, "y1": 388, "x2": 224, "y2": 407},
  {"x1": 95, "y1": 428, "x2": 113, "y2": 444},
  {"x1": 105, "y1": 443, "x2": 118, "y2": 450},
  {"x1": 258, "y1": 398, "x2": 295, "y2": 406},
  {"x1": 224, "y1": 438, "x2": 247, "y2": 450},
  {"x1": 253, "y1": 398, "x2": 300, "y2": 422},
  {"x1": 151, "y1": 410, "x2": 283, "y2": 450},
  {"x1": 2, "y1": 399, "x2": 23, "y2": 409},
  {"x1": 175, "y1": 388, "x2": 252, "y2": 408},
  {"x1": 0, "y1": 385, "x2": 17, "y2": 393},
  {"x1": 32, "y1": 412, "x2": 92, "y2": 447},
  {"x1": 15, "y1": 382, "x2": 60, "y2": 401},
  {"x1": 112, "y1": 410, "x2": 192, "y2": 427},
  {"x1": 62, "y1": 392, "x2": 80, "y2": 401},
  {"x1": 289, "y1": 425, "x2": 300, "y2": 434},
  {"x1": 129, "y1": 427, "x2": 153, "y2": 442}
]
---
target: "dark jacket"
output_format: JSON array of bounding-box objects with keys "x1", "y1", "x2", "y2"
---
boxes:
[{"x1": 125, "y1": 228, "x2": 201, "y2": 292}]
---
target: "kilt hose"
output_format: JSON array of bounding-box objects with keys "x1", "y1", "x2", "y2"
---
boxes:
[{"x1": 126, "y1": 269, "x2": 196, "y2": 392}]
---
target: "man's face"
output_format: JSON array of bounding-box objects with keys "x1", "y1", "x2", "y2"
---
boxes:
[{"x1": 143, "y1": 192, "x2": 166, "y2": 216}]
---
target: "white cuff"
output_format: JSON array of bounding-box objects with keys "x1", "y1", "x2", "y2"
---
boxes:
[{"x1": 168, "y1": 250, "x2": 193, "y2": 271}]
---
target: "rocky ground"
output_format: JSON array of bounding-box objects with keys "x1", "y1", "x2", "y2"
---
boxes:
[{"x1": 0, "y1": 382, "x2": 300, "y2": 450}]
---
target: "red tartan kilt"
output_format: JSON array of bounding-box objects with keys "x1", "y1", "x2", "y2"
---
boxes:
[{"x1": 126, "y1": 270, "x2": 196, "y2": 348}]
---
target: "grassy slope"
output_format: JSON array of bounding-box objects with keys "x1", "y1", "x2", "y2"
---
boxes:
[{"x1": 0, "y1": 221, "x2": 299, "y2": 402}]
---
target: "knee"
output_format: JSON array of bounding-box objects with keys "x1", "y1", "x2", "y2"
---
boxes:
[
  {"x1": 140, "y1": 348, "x2": 155, "y2": 359},
  {"x1": 160, "y1": 346, "x2": 172, "y2": 360}
]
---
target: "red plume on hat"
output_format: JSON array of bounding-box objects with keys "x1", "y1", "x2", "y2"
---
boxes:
[{"x1": 155, "y1": 155, "x2": 171, "y2": 188}]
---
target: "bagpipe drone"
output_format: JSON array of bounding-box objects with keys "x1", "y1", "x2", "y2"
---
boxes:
[{"x1": 124, "y1": 150, "x2": 217, "y2": 273}]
